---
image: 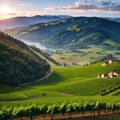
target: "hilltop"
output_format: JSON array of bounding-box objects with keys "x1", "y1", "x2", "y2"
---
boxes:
[{"x1": 0, "y1": 31, "x2": 51, "y2": 86}]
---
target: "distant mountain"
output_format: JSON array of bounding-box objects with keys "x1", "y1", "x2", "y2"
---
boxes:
[
  {"x1": 6, "y1": 17, "x2": 88, "y2": 42},
  {"x1": 105, "y1": 18, "x2": 120, "y2": 23},
  {"x1": 6, "y1": 17, "x2": 120, "y2": 50},
  {"x1": 0, "y1": 15, "x2": 71, "y2": 29},
  {"x1": 0, "y1": 31, "x2": 50, "y2": 86}
]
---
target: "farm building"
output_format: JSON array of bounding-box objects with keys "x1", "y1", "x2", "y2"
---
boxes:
[
  {"x1": 97, "y1": 74, "x2": 108, "y2": 78},
  {"x1": 101, "y1": 59, "x2": 113, "y2": 66},
  {"x1": 108, "y1": 70, "x2": 120, "y2": 78}
]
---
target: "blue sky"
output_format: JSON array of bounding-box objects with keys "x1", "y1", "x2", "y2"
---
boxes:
[{"x1": 0, "y1": 0, "x2": 120, "y2": 19}]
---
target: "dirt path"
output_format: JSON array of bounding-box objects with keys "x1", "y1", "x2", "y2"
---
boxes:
[{"x1": 17, "y1": 70, "x2": 53, "y2": 88}]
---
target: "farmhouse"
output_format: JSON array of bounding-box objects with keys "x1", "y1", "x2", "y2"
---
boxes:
[
  {"x1": 97, "y1": 69, "x2": 120, "y2": 78},
  {"x1": 101, "y1": 59, "x2": 113, "y2": 66},
  {"x1": 108, "y1": 70, "x2": 120, "y2": 78},
  {"x1": 97, "y1": 74, "x2": 108, "y2": 78}
]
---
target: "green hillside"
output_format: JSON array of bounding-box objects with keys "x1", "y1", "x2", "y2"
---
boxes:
[
  {"x1": 6, "y1": 17, "x2": 120, "y2": 50},
  {"x1": 0, "y1": 62, "x2": 120, "y2": 107},
  {"x1": 0, "y1": 31, "x2": 50, "y2": 86},
  {"x1": 40, "y1": 17, "x2": 120, "y2": 50}
]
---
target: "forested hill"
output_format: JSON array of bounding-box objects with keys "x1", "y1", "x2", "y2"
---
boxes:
[{"x1": 0, "y1": 32, "x2": 50, "y2": 86}]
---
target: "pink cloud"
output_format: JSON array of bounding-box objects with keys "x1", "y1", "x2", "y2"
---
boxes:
[{"x1": 45, "y1": 1, "x2": 120, "y2": 14}]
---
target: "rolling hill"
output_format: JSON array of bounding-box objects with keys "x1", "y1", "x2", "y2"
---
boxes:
[
  {"x1": 0, "y1": 62, "x2": 120, "y2": 107},
  {"x1": 6, "y1": 17, "x2": 87, "y2": 42},
  {"x1": 0, "y1": 15, "x2": 71, "y2": 29},
  {"x1": 6, "y1": 17, "x2": 120, "y2": 50},
  {"x1": 0, "y1": 31, "x2": 50, "y2": 86},
  {"x1": 41, "y1": 17, "x2": 120, "y2": 50}
]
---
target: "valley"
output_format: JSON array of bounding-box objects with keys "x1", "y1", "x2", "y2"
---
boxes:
[{"x1": 0, "y1": 14, "x2": 120, "y2": 119}]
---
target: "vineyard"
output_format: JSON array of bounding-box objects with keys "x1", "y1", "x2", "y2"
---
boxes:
[
  {"x1": 0, "y1": 101, "x2": 120, "y2": 120},
  {"x1": 0, "y1": 63, "x2": 120, "y2": 119}
]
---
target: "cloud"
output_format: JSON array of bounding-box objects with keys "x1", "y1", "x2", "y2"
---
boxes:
[
  {"x1": 101, "y1": 1, "x2": 112, "y2": 6},
  {"x1": 46, "y1": 1, "x2": 120, "y2": 14},
  {"x1": 100, "y1": 1, "x2": 120, "y2": 12},
  {"x1": 18, "y1": 3, "x2": 30, "y2": 7},
  {"x1": 67, "y1": 2, "x2": 97, "y2": 10}
]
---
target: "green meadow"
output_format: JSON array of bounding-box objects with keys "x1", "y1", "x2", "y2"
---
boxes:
[
  {"x1": 0, "y1": 63, "x2": 120, "y2": 108},
  {"x1": 50, "y1": 46, "x2": 120, "y2": 66}
]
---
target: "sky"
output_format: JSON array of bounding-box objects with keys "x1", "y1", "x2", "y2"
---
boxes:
[{"x1": 0, "y1": 0, "x2": 120, "y2": 20}]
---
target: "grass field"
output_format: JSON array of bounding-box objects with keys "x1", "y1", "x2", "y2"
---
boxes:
[{"x1": 0, "y1": 62, "x2": 120, "y2": 108}]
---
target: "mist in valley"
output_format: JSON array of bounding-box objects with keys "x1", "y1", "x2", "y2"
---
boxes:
[{"x1": 22, "y1": 40, "x2": 47, "y2": 50}]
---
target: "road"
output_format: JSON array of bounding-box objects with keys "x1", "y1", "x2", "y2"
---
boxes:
[{"x1": 17, "y1": 70, "x2": 53, "y2": 88}]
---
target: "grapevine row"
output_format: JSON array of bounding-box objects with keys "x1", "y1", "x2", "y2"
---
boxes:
[{"x1": 0, "y1": 101, "x2": 120, "y2": 120}]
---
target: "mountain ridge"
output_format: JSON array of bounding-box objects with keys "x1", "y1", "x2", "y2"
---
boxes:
[{"x1": 0, "y1": 15, "x2": 71, "y2": 29}]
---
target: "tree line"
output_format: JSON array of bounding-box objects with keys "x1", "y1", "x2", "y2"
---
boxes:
[{"x1": 0, "y1": 101, "x2": 119, "y2": 120}]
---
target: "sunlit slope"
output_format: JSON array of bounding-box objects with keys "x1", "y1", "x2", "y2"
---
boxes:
[{"x1": 0, "y1": 63, "x2": 119, "y2": 107}]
